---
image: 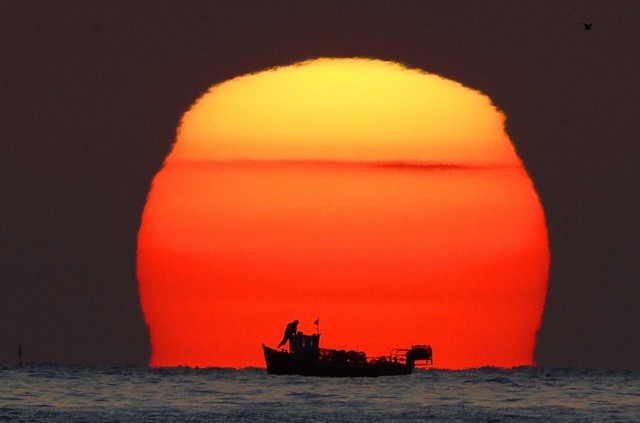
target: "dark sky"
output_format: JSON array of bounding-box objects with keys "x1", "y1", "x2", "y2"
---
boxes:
[{"x1": 1, "y1": 1, "x2": 639, "y2": 369}]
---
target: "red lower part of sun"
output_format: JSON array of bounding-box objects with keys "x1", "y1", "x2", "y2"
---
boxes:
[{"x1": 137, "y1": 161, "x2": 549, "y2": 369}]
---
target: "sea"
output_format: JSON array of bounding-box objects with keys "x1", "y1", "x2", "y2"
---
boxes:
[{"x1": 1, "y1": 365, "x2": 639, "y2": 422}]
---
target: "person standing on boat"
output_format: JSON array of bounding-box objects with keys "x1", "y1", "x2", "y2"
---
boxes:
[{"x1": 277, "y1": 319, "x2": 299, "y2": 348}]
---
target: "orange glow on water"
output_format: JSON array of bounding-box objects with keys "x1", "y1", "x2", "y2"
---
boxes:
[{"x1": 137, "y1": 58, "x2": 549, "y2": 369}]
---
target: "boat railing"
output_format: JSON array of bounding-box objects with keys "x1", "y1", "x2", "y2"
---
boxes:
[
  {"x1": 319, "y1": 348, "x2": 367, "y2": 365},
  {"x1": 390, "y1": 345, "x2": 433, "y2": 366},
  {"x1": 367, "y1": 354, "x2": 407, "y2": 365},
  {"x1": 320, "y1": 344, "x2": 433, "y2": 366}
]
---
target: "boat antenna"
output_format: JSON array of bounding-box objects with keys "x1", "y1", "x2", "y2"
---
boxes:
[
  {"x1": 18, "y1": 343, "x2": 23, "y2": 368},
  {"x1": 314, "y1": 317, "x2": 320, "y2": 334}
]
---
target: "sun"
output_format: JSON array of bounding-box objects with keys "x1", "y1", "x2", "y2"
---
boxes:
[
  {"x1": 169, "y1": 58, "x2": 517, "y2": 166},
  {"x1": 137, "y1": 58, "x2": 549, "y2": 369}
]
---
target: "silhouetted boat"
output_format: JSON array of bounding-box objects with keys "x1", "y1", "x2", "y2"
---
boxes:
[{"x1": 262, "y1": 331, "x2": 432, "y2": 377}]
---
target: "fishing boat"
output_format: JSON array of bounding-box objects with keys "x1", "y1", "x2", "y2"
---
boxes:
[{"x1": 262, "y1": 328, "x2": 432, "y2": 377}]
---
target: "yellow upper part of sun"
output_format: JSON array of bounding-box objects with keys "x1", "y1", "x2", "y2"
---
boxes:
[{"x1": 168, "y1": 58, "x2": 518, "y2": 166}]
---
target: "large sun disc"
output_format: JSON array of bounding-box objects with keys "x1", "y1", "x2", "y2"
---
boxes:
[{"x1": 137, "y1": 58, "x2": 549, "y2": 369}]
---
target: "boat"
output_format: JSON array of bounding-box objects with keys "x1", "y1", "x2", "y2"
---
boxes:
[{"x1": 262, "y1": 328, "x2": 432, "y2": 377}]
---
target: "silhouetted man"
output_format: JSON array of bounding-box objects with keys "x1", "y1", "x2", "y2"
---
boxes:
[{"x1": 277, "y1": 319, "x2": 299, "y2": 348}]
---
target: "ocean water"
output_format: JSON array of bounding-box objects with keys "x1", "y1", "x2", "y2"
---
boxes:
[{"x1": 1, "y1": 365, "x2": 638, "y2": 422}]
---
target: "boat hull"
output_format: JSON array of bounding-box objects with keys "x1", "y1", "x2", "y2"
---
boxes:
[{"x1": 263, "y1": 345, "x2": 413, "y2": 377}]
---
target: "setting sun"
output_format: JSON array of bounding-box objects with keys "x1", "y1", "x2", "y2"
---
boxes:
[
  {"x1": 137, "y1": 58, "x2": 549, "y2": 369},
  {"x1": 170, "y1": 59, "x2": 517, "y2": 166}
]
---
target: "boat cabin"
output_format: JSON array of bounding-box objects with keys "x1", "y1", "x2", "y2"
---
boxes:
[{"x1": 289, "y1": 332, "x2": 320, "y2": 358}]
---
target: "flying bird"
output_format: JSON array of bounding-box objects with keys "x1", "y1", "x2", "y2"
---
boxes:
[{"x1": 582, "y1": 23, "x2": 592, "y2": 30}]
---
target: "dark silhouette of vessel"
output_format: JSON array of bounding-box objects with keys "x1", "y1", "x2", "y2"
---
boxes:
[{"x1": 262, "y1": 328, "x2": 432, "y2": 377}]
